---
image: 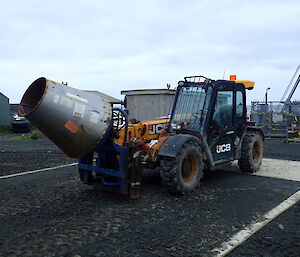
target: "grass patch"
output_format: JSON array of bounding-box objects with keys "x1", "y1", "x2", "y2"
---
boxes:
[
  {"x1": 0, "y1": 125, "x2": 12, "y2": 135},
  {"x1": 0, "y1": 131, "x2": 10, "y2": 136},
  {"x1": 3, "y1": 136, "x2": 32, "y2": 141},
  {"x1": 30, "y1": 130, "x2": 39, "y2": 140},
  {"x1": 1, "y1": 130, "x2": 41, "y2": 141}
]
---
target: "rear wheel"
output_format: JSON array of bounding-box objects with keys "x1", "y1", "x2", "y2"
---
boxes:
[
  {"x1": 238, "y1": 132, "x2": 263, "y2": 173},
  {"x1": 160, "y1": 140, "x2": 203, "y2": 195}
]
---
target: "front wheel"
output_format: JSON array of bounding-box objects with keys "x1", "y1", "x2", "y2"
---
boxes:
[
  {"x1": 160, "y1": 140, "x2": 204, "y2": 195},
  {"x1": 238, "y1": 132, "x2": 263, "y2": 173}
]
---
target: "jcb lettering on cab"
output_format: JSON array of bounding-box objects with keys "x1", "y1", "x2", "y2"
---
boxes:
[{"x1": 216, "y1": 144, "x2": 231, "y2": 153}]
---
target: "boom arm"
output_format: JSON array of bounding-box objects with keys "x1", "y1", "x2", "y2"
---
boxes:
[
  {"x1": 281, "y1": 65, "x2": 300, "y2": 112},
  {"x1": 285, "y1": 75, "x2": 300, "y2": 104}
]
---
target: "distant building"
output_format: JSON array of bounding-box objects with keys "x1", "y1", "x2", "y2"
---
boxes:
[
  {"x1": 121, "y1": 89, "x2": 176, "y2": 121},
  {"x1": 0, "y1": 93, "x2": 10, "y2": 126},
  {"x1": 84, "y1": 90, "x2": 121, "y2": 104}
]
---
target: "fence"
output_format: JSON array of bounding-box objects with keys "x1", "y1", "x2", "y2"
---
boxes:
[{"x1": 251, "y1": 101, "x2": 300, "y2": 143}]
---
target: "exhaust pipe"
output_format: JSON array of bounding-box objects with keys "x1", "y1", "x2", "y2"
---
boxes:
[{"x1": 19, "y1": 77, "x2": 112, "y2": 158}]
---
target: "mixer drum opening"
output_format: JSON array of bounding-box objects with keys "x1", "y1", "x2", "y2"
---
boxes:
[{"x1": 19, "y1": 77, "x2": 47, "y2": 116}]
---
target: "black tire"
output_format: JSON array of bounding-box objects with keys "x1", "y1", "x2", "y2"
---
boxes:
[
  {"x1": 160, "y1": 140, "x2": 204, "y2": 195},
  {"x1": 142, "y1": 168, "x2": 161, "y2": 183},
  {"x1": 238, "y1": 132, "x2": 263, "y2": 173}
]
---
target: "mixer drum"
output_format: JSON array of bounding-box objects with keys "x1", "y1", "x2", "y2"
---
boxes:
[{"x1": 19, "y1": 77, "x2": 112, "y2": 158}]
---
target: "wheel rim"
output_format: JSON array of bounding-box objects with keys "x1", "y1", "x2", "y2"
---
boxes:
[
  {"x1": 252, "y1": 141, "x2": 261, "y2": 163},
  {"x1": 181, "y1": 153, "x2": 198, "y2": 183}
]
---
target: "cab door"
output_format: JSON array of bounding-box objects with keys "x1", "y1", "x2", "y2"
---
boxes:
[
  {"x1": 208, "y1": 88, "x2": 235, "y2": 163},
  {"x1": 234, "y1": 86, "x2": 247, "y2": 144}
]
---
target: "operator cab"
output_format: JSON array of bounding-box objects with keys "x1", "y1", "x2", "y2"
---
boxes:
[{"x1": 169, "y1": 76, "x2": 248, "y2": 165}]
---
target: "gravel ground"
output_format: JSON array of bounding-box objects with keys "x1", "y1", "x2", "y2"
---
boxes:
[
  {"x1": 264, "y1": 139, "x2": 300, "y2": 161},
  {"x1": 1, "y1": 138, "x2": 298, "y2": 177},
  {"x1": 0, "y1": 166, "x2": 299, "y2": 257},
  {"x1": 227, "y1": 202, "x2": 300, "y2": 257},
  {"x1": 0, "y1": 139, "x2": 74, "y2": 177},
  {"x1": 0, "y1": 138, "x2": 299, "y2": 257}
]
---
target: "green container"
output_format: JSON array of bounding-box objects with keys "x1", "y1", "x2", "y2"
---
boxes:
[{"x1": 0, "y1": 93, "x2": 10, "y2": 126}]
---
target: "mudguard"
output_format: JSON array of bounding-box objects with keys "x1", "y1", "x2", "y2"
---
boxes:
[
  {"x1": 158, "y1": 134, "x2": 199, "y2": 158},
  {"x1": 246, "y1": 126, "x2": 265, "y2": 140},
  {"x1": 234, "y1": 126, "x2": 265, "y2": 160}
]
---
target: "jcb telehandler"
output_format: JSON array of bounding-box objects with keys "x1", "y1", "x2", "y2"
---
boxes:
[{"x1": 20, "y1": 76, "x2": 264, "y2": 198}]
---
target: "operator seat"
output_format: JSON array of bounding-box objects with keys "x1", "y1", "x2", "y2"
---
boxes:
[{"x1": 213, "y1": 105, "x2": 233, "y2": 128}]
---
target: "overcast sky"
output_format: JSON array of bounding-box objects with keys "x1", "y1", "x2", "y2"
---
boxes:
[{"x1": 0, "y1": 0, "x2": 299, "y2": 104}]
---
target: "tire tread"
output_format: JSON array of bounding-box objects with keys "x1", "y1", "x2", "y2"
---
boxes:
[
  {"x1": 238, "y1": 132, "x2": 263, "y2": 173},
  {"x1": 160, "y1": 140, "x2": 204, "y2": 195}
]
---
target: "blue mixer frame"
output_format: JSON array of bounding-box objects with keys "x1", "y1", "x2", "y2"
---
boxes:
[{"x1": 77, "y1": 107, "x2": 129, "y2": 192}]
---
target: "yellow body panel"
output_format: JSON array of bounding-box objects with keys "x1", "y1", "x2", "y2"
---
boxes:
[
  {"x1": 115, "y1": 118, "x2": 170, "y2": 161},
  {"x1": 115, "y1": 119, "x2": 169, "y2": 147}
]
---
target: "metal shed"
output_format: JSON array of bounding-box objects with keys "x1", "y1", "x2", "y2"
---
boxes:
[
  {"x1": 84, "y1": 90, "x2": 121, "y2": 104},
  {"x1": 121, "y1": 89, "x2": 176, "y2": 121},
  {"x1": 0, "y1": 93, "x2": 10, "y2": 126}
]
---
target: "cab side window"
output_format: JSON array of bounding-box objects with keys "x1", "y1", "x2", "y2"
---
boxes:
[
  {"x1": 213, "y1": 91, "x2": 233, "y2": 128},
  {"x1": 236, "y1": 91, "x2": 244, "y2": 117}
]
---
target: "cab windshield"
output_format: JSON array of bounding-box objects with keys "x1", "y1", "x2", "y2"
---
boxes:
[{"x1": 171, "y1": 85, "x2": 212, "y2": 131}]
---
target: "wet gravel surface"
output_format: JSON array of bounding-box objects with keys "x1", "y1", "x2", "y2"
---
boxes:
[
  {"x1": 227, "y1": 202, "x2": 300, "y2": 257},
  {"x1": 264, "y1": 139, "x2": 300, "y2": 161},
  {"x1": 0, "y1": 139, "x2": 74, "y2": 176},
  {"x1": 0, "y1": 138, "x2": 299, "y2": 257}
]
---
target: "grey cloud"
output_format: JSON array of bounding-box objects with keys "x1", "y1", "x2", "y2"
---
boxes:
[{"x1": 0, "y1": 0, "x2": 299, "y2": 104}]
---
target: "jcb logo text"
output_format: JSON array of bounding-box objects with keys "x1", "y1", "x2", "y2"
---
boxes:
[
  {"x1": 216, "y1": 143, "x2": 231, "y2": 153},
  {"x1": 149, "y1": 124, "x2": 166, "y2": 135}
]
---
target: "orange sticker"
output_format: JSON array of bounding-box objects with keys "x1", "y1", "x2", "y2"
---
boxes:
[{"x1": 64, "y1": 120, "x2": 79, "y2": 133}]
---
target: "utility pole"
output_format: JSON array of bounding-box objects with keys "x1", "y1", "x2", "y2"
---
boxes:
[{"x1": 265, "y1": 87, "x2": 271, "y2": 104}]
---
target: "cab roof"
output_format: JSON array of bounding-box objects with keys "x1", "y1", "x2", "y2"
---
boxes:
[{"x1": 181, "y1": 76, "x2": 255, "y2": 90}]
